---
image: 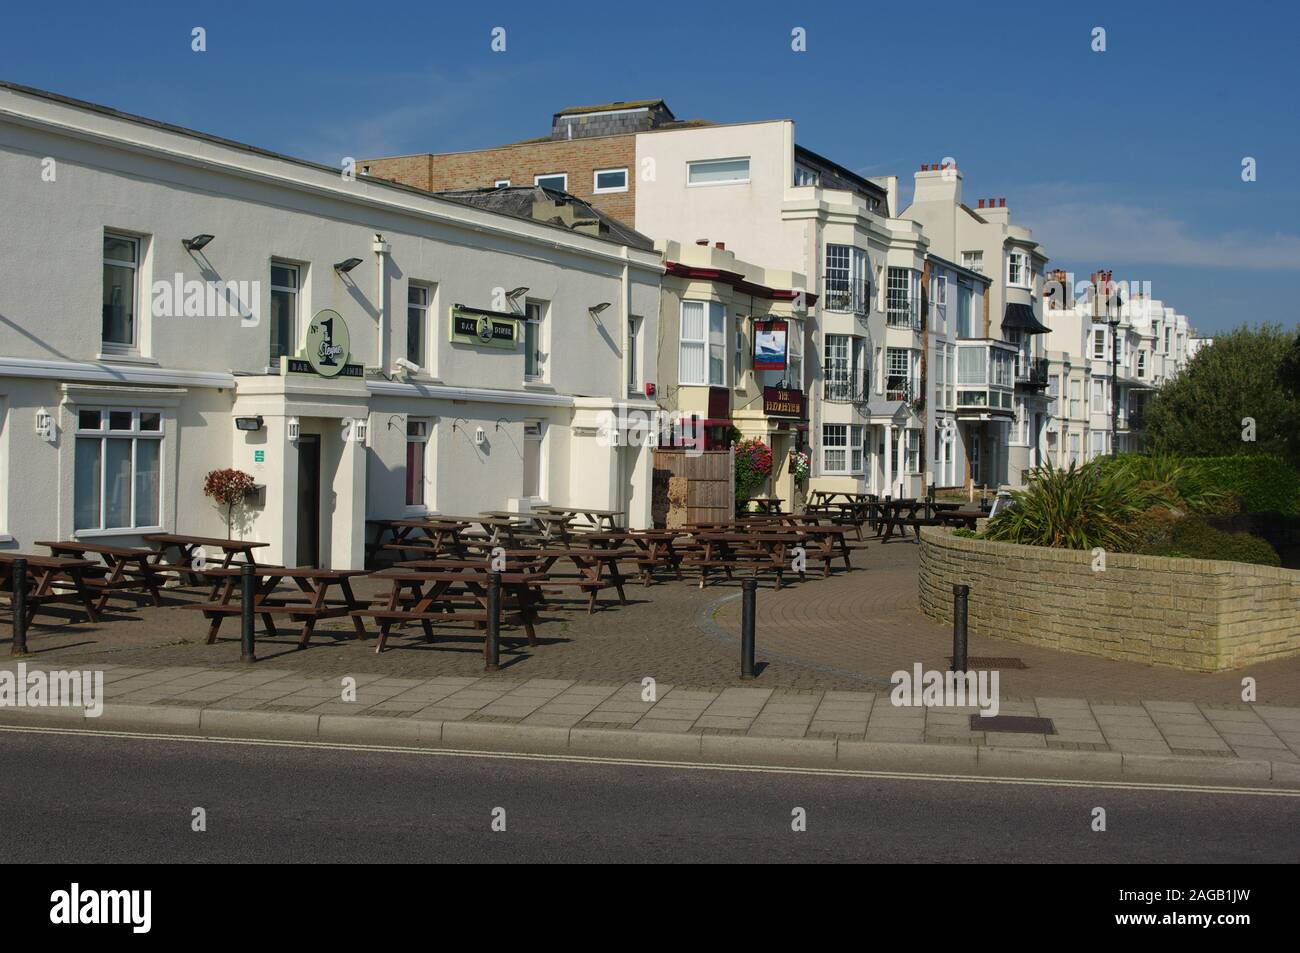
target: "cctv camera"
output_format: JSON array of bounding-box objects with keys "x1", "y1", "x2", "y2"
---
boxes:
[{"x1": 394, "y1": 358, "x2": 420, "y2": 376}]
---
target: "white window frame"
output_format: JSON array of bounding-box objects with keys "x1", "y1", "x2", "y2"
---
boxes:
[
  {"x1": 406, "y1": 282, "x2": 430, "y2": 368},
  {"x1": 961, "y1": 251, "x2": 983, "y2": 275},
  {"x1": 593, "y1": 167, "x2": 629, "y2": 194},
  {"x1": 687, "y1": 157, "x2": 751, "y2": 187},
  {"x1": 678, "y1": 300, "x2": 725, "y2": 386},
  {"x1": 534, "y1": 173, "x2": 568, "y2": 192},
  {"x1": 1003, "y1": 249, "x2": 1024, "y2": 286},
  {"x1": 522, "y1": 420, "x2": 547, "y2": 500},
  {"x1": 74, "y1": 407, "x2": 164, "y2": 534},
  {"x1": 524, "y1": 300, "x2": 547, "y2": 381},
  {"x1": 494, "y1": 179, "x2": 511, "y2": 188},
  {"x1": 821, "y1": 424, "x2": 865, "y2": 475},
  {"x1": 270, "y1": 260, "x2": 301, "y2": 365},
  {"x1": 931, "y1": 273, "x2": 947, "y2": 331},
  {"x1": 1092, "y1": 328, "x2": 1107, "y2": 360},
  {"x1": 102, "y1": 231, "x2": 141, "y2": 352}
]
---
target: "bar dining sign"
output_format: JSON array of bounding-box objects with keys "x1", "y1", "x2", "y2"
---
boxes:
[
  {"x1": 449, "y1": 305, "x2": 519, "y2": 349},
  {"x1": 753, "y1": 319, "x2": 788, "y2": 371}
]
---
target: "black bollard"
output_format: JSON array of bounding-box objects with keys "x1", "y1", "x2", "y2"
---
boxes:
[
  {"x1": 239, "y1": 564, "x2": 257, "y2": 663},
  {"x1": 740, "y1": 577, "x2": 757, "y2": 679},
  {"x1": 10, "y1": 558, "x2": 28, "y2": 656},
  {"x1": 951, "y1": 584, "x2": 970, "y2": 672},
  {"x1": 484, "y1": 571, "x2": 501, "y2": 673}
]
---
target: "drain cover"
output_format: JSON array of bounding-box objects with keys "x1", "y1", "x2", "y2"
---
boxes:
[
  {"x1": 949, "y1": 656, "x2": 1027, "y2": 669},
  {"x1": 971, "y1": 715, "x2": 1055, "y2": 734}
]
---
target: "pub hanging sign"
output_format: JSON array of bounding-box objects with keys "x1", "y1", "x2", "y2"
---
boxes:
[
  {"x1": 753, "y1": 319, "x2": 788, "y2": 371},
  {"x1": 763, "y1": 386, "x2": 805, "y2": 418},
  {"x1": 449, "y1": 304, "x2": 520, "y2": 349}
]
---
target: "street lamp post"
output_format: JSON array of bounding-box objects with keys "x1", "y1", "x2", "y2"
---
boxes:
[{"x1": 1109, "y1": 313, "x2": 1120, "y2": 456}]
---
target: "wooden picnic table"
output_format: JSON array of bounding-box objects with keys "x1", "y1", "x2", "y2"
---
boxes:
[
  {"x1": 492, "y1": 546, "x2": 632, "y2": 613},
  {"x1": 683, "y1": 531, "x2": 806, "y2": 590},
  {"x1": 612, "y1": 530, "x2": 684, "y2": 586},
  {"x1": 878, "y1": 499, "x2": 946, "y2": 543},
  {"x1": 480, "y1": 510, "x2": 577, "y2": 544},
  {"x1": 182, "y1": 566, "x2": 368, "y2": 649},
  {"x1": 0, "y1": 552, "x2": 102, "y2": 627},
  {"x1": 37, "y1": 540, "x2": 166, "y2": 612},
  {"x1": 739, "y1": 496, "x2": 784, "y2": 515},
  {"x1": 534, "y1": 506, "x2": 624, "y2": 532},
  {"x1": 359, "y1": 565, "x2": 547, "y2": 654},
  {"x1": 143, "y1": 533, "x2": 269, "y2": 589},
  {"x1": 368, "y1": 517, "x2": 472, "y2": 563}
]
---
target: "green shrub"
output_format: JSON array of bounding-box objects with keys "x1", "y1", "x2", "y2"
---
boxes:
[
  {"x1": 984, "y1": 461, "x2": 1141, "y2": 551},
  {"x1": 1153, "y1": 518, "x2": 1281, "y2": 567},
  {"x1": 1096, "y1": 453, "x2": 1228, "y2": 515},
  {"x1": 1190, "y1": 455, "x2": 1300, "y2": 518},
  {"x1": 951, "y1": 527, "x2": 981, "y2": 539}
]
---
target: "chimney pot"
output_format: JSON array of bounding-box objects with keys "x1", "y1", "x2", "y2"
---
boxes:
[
  {"x1": 977, "y1": 199, "x2": 985, "y2": 208},
  {"x1": 715, "y1": 242, "x2": 725, "y2": 251},
  {"x1": 1000, "y1": 198, "x2": 1006, "y2": 207},
  {"x1": 920, "y1": 163, "x2": 927, "y2": 171}
]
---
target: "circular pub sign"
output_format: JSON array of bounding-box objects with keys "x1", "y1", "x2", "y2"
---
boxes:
[{"x1": 304, "y1": 309, "x2": 350, "y2": 377}]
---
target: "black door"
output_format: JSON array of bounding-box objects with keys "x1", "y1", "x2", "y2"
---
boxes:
[{"x1": 296, "y1": 434, "x2": 321, "y2": 567}]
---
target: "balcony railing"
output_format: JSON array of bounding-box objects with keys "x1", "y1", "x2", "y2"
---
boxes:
[
  {"x1": 823, "y1": 378, "x2": 868, "y2": 403},
  {"x1": 885, "y1": 376, "x2": 915, "y2": 403},
  {"x1": 1015, "y1": 356, "x2": 1050, "y2": 388},
  {"x1": 886, "y1": 295, "x2": 922, "y2": 330},
  {"x1": 822, "y1": 276, "x2": 869, "y2": 315}
]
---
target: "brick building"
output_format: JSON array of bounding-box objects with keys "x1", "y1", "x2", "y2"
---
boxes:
[{"x1": 362, "y1": 100, "x2": 705, "y2": 226}]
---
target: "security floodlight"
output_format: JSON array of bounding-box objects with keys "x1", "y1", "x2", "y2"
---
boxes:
[
  {"x1": 234, "y1": 416, "x2": 264, "y2": 432},
  {"x1": 334, "y1": 257, "x2": 364, "y2": 273},
  {"x1": 506, "y1": 287, "x2": 529, "y2": 301},
  {"x1": 183, "y1": 234, "x2": 214, "y2": 251},
  {"x1": 589, "y1": 302, "x2": 612, "y2": 317},
  {"x1": 394, "y1": 357, "x2": 420, "y2": 378}
]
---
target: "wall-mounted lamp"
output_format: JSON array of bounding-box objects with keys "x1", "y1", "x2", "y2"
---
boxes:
[
  {"x1": 474, "y1": 426, "x2": 486, "y2": 447},
  {"x1": 183, "y1": 234, "x2": 215, "y2": 252},
  {"x1": 287, "y1": 417, "x2": 301, "y2": 442},
  {"x1": 506, "y1": 287, "x2": 529, "y2": 302},
  {"x1": 35, "y1": 408, "x2": 56, "y2": 443},
  {"x1": 589, "y1": 302, "x2": 611, "y2": 322},
  {"x1": 234, "y1": 415, "x2": 264, "y2": 432},
  {"x1": 334, "y1": 257, "x2": 364, "y2": 273}
]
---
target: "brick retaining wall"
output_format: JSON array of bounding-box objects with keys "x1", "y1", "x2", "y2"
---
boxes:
[{"x1": 918, "y1": 527, "x2": 1300, "y2": 672}]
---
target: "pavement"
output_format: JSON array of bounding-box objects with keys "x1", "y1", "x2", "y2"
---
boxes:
[
  {"x1": 3, "y1": 659, "x2": 1299, "y2": 786},
  {"x1": 4, "y1": 728, "x2": 1297, "y2": 863},
  {"x1": 4, "y1": 541, "x2": 1300, "y2": 786}
]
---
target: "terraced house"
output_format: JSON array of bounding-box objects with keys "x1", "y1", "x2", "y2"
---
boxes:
[{"x1": 368, "y1": 100, "x2": 939, "y2": 499}]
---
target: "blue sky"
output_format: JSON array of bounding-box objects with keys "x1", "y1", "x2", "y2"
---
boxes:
[{"x1": 4, "y1": 0, "x2": 1297, "y2": 334}]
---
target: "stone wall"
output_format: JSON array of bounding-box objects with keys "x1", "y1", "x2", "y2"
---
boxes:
[{"x1": 918, "y1": 527, "x2": 1300, "y2": 672}]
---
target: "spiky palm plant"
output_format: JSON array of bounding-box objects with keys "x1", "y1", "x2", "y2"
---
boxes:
[{"x1": 984, "y1": 461, "x2": 1141, "y2": 551}]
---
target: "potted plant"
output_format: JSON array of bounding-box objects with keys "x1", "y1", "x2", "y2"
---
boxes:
[{"x1": 203, "y1": 468, "x2": 258, "y2": 539}]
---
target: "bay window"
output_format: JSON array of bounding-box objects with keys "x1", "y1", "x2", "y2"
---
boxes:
[{"x1": 74, "y1": 408, "x2": 162, "y2": 532}]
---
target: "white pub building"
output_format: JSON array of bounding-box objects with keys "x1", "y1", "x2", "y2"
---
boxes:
[{"x1": 0, "y1": 82, "x2": 661, "y2": 568}]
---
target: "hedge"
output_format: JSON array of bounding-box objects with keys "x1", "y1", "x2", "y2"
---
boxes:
[{"x1": 1190, "y1": 455, "x2": 1300, "y2": 518}]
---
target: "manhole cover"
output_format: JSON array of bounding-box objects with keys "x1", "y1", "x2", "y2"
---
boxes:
[
  {"x1": 949, "y1": 656, "x2": 1028, "y2": 669},
  {"x1": 970, "y1": 715, "x2": 1055, "y2": 734}
]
